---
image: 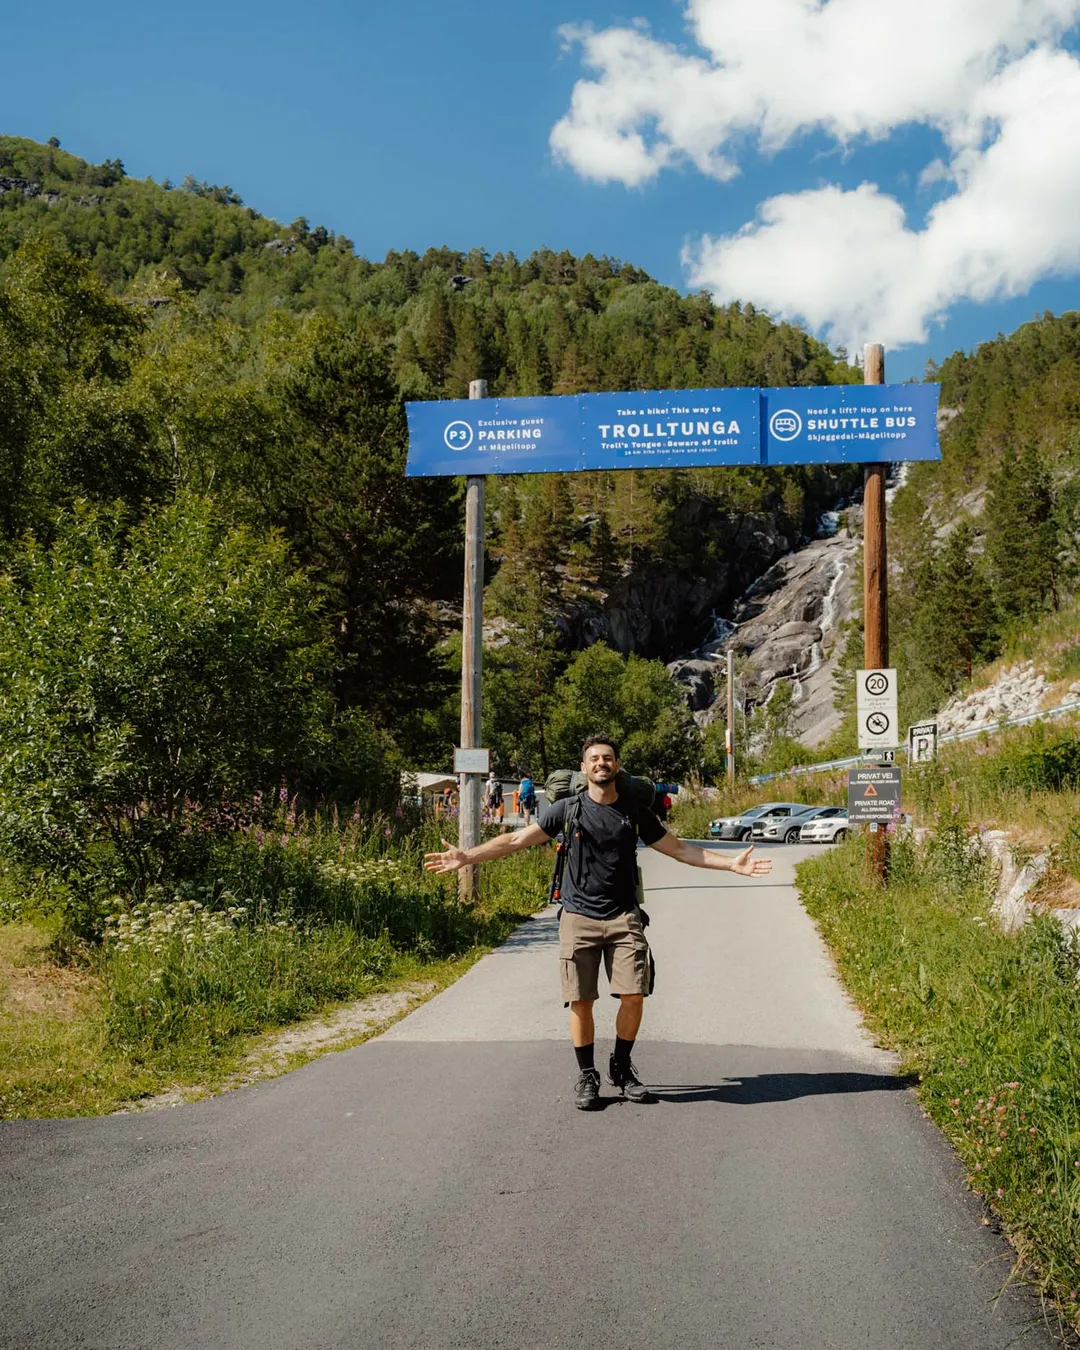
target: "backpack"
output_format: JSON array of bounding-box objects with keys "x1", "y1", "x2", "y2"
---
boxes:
[
  {"x1": 519, "y1": 778, "x2": 535, "y2": 804},
  {"x1": 543, "y1": 768, "x2": 657, "y2": 811}
]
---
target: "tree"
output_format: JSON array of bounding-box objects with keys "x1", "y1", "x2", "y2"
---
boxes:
[
  {"x1": 985, "y1": 444, "x2": 1061, "y2": 620},
  {"x1": 0, "y1": 496, "x2": 336, "y2": 925},
  {"x1": 910, "y1": 522, "x2": 999, "y2": 693},
  {"x1": 0, "y1": 237, "x2": 163, "y2": 541},
  {"x1": 251, "y1": 320, "x2": 462, "y2": 739},
  {"x1": 546, "y1": 644, "x2": 701, "y2": 780},
  {"x1": 417, "y1": 290, "x2": 454, "y2": 388}
]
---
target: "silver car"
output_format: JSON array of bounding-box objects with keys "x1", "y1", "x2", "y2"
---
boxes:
[
  {"x1": 797, "y1": 809, "x2": 850, "y2": 843},
  {"x1": 709, "y1": 802, "x2": 790, "y2": 841},
  {"x1": 750, "y1": 804, "x2": 822, "y2": 844}
]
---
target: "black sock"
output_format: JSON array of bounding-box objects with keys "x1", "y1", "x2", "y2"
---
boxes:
[
  {"x1": 614, "y1": 1036, "x2": 635, "y2": 1067},
  {"x1": 574, "y1": 1044, "x2": 595, "y2": 1072}
]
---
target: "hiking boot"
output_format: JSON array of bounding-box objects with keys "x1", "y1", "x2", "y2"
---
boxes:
[
  {"x1": 608, "y1": 1055, "x2": 652, "y2": 1103},
  {"x1": 574, "y1": 1068, "x2": 602, "y2": 1111}
]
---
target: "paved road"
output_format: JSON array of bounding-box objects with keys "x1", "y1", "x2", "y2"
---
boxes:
[{"x1": 0, "y1": 844, "x2": 1060, "y2": 1349}]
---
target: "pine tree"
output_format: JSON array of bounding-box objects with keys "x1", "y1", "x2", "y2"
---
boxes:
[
  {"x1": 912, "y1": 522, "x2": 999, "y2": 691},
  {"x1": 417, "y1": 290, "x2": 454, "y2": 388},
  {"x1": 985, "y1": 444, "x2": 1060, "y2": 620},
  {"x1": 591, "y1": 508, "x2": 621, "y2": 590},
  {"x1": 445, "y1": 301, "x2": 490, "y2": 397}
]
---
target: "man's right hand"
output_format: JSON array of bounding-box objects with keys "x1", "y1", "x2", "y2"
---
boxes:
[{"x1": 424, "y1": 840, "x2": 469, "y2": 874}]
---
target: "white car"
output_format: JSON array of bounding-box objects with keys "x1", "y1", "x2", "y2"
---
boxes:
[{"x1": 797, "y1": 810, "x2": 849, "y2": 843}]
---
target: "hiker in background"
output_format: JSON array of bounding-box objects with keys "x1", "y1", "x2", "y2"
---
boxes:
[
  {"x1": 484, "y1": 771, "x2": 503, "y2": 823},
  {"x1": 518, "y1": 775, "x2": 536, "y2": 825},
  {"x1": 424, "y1": 735, "x2": 772, "y2": 1112}
]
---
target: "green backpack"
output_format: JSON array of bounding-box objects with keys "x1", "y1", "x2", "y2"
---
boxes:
[{"x1": 543, "y1": 768, "x2": 656, "y2": 810}]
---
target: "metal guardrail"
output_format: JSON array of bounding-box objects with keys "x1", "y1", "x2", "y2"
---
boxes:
[{"x1": 747, "y1": 697, "x2": 1080, "y2": 786}]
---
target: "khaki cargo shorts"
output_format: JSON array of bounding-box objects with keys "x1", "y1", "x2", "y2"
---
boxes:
[{"x1": 559, "y1": 907, "x2": 652, "y2": 1004}]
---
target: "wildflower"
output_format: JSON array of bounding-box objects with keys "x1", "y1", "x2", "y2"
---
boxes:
[{"x1": 996, "y1": 1188, "x2": 1004, "y2": 1198}]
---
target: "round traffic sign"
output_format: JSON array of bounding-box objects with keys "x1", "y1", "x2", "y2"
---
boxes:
[
  {"x1": 867, "y1": 712, "x2": 891, "y2": 736},
  {"x1": 865, "y1": 672, "x2": 890, "y2": 696}
]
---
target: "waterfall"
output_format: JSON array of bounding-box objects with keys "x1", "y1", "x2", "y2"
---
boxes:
[
  {"x1": 803, "y1": 549, "x2": 852, "y2": 680},
  {"x1": 695, "y1": 611, "x2": 736, "y2": 656}
]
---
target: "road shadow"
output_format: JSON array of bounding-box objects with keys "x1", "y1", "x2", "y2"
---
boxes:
[{"x1": 648, "y1": 1071, "x2": 916, "y2": 1105}]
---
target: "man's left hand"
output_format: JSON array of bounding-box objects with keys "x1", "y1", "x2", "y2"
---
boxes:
[{"x1": 731, "y1": 845, "x2": 772, "y2": 878}]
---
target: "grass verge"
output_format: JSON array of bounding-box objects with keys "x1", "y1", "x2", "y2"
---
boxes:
[
  {"x1": 1, "y1": 838, "x2": 551, "y2": 1120},
  {"x1": 798, "y1": 830, "x2": 1080, "y2": 1332}
]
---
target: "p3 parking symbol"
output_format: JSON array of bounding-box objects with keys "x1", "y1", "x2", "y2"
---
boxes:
[{"x1": 444, "y1": 421, "x2": 474, "y2": 451}]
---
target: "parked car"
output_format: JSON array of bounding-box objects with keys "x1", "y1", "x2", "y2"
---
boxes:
[
  {"x1": 797, "y1": 809, "x2": 850, "y2": 844},
  {"x1": 708, "y1": 803, "x2": 790, "y2": 841},
  {"x1": 750, "y1": 804, "x2": 825, "y2": 844}
]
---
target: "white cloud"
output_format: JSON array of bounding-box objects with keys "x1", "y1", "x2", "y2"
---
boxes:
[{"x1": 552, "y1": 0, "x2": 1080, "y2": 348}]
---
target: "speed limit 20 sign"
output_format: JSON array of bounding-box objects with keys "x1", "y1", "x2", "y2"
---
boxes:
[{"x1": 857, "y1": 668, "x2": 899, "y2": 752}]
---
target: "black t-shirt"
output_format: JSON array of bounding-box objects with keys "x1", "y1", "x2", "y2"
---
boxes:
[{"x1": 538, "y1": 793, "x2": 666, "y2": 920}]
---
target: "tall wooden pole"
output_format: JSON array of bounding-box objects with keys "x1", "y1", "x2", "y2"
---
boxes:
[
  {"x1": 726, "y1": 649, "x2": 736, "y2": 785},
  {"x1": 863, "y1": 343, "x2": 890, "y2": 882},
  {"x1": 863, "y1": 344, "x2": 889, "y2": 669},
  {"x1": 459, "y1": 379, "x2": 487, "y2": 902}
]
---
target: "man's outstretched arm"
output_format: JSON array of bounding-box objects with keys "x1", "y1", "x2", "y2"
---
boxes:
[
  {"x1": 424, "y1": 822, "x2": 552, "y2": 873},
  {"x1": 650, "y1": 832, "x2": 773, "y2": 878}
]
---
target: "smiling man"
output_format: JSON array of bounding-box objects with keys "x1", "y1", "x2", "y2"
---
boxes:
[{"x1": 424, "y1": 735, "x2": 773, "y2": 1111}]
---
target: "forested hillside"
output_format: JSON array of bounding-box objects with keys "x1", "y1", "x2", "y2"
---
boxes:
[
  {"x1": 0, "y1": 134, "x2": 865, "y2": 779},
  {"x1": 826, "y1": 313, "x2": 1080, "y2": 745}
]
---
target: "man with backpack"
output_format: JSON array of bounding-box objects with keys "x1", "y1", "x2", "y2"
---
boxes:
[
  {"x1": 484, "y1": 772, "x2": 503, "y2": 822},
  {"x1": 517, "y1": 776, "x2": 536, "y2": 825},
  {"x1": 424, "y1": 735, "x2": 772, "y2": 1111}
]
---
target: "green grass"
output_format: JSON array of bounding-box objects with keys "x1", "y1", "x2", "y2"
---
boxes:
[
  {"x1": 798, "y1": 833, "x2": 1080, "y2": 1330},
  {"x1": 0, "y1": 821, "x2": 553, "y2": 1119}
]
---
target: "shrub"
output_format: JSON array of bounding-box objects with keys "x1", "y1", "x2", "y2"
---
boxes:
[
  {"x1": 990, "y1": 733, "x2": 1080, "y2": 796},
  {"x1": 0, "y1": 495, "x2": 335, "y2": 935}
]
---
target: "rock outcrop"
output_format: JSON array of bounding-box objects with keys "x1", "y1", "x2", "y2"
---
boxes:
[
  {"x1": 665, "y1": 522, "x2": 858, "y2": 745},
  {"x1": 934, "y1": 662, "x2": 1076, "y2": 735}
]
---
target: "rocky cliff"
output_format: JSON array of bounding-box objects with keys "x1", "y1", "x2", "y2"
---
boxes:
[
  {"x1": 666, "y1": 509, "x2": 858, "y2": 746},
  {"x1": 556, "y1": 499, "x2": 799, "y2": 660}
]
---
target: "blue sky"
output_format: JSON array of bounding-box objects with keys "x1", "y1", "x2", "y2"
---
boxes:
[{"x1": 4, "y1": 0, "x2": 1080, "y2": 381}]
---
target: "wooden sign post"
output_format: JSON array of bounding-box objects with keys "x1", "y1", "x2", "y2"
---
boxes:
[
  {"x1": 458, "y1": 378, "x2": 487, "y2": 902},
  {"x1": 863, "y1": 343, "x2": 891, "y2": 884},
  {"x1": 726, "y1": 649, "x2": 736, "y2": 785}
]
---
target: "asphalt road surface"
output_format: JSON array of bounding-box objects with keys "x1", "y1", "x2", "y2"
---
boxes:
[{"x1": 1, "y1": 844, "x2": 1061, "y2": 1349}]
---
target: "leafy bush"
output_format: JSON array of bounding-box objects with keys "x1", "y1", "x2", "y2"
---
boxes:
[
  {"x1": 0, "y1": 495, "x2": 336, "y2": 933},
  {"x1": 990, "y1": 733, "x2": 1080, "y2": 796}
]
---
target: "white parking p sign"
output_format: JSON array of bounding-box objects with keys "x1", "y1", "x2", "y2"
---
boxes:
[
  {"x1": 908, "y1": 722, "x2": 938, "y2": 764},
  {"x1": 857, "y1": 669, "x2": 899, "y2": 752}
]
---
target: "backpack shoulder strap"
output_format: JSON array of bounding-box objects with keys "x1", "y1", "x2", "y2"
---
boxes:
[{"x1": 549, "y1": 793, "x2": 584, "y2": 906}]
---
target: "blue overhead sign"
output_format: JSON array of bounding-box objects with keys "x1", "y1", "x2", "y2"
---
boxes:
[
  {"x1": 405, "y1": 383, "x2": 940, "y2": 477},
  {"x1": 763, "y1": 384, "x2": 941, "y2": 466}
]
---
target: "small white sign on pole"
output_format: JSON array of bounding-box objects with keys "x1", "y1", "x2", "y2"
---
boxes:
[
  {"x1": 908, "y1": 722, "x2": 938, "y2": 764},
  {"x1": 454, "y1": 747, "x2": 491, "y2": 775},
  {"x1": 857, "y1": 668, "x2": 899, "y2": 752}
]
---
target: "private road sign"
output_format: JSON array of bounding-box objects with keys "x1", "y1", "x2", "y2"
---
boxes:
[{"x1": 848, "y1": 766, "x2": 903, "y2": 823}]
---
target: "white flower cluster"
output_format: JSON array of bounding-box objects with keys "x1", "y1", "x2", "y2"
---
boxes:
[
  {"x1": 318, "y1": 858, "x2": 404, "y2": 887},
  {"x1": 105, "y1": 898, "x2": 246, "y2": 955}
]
